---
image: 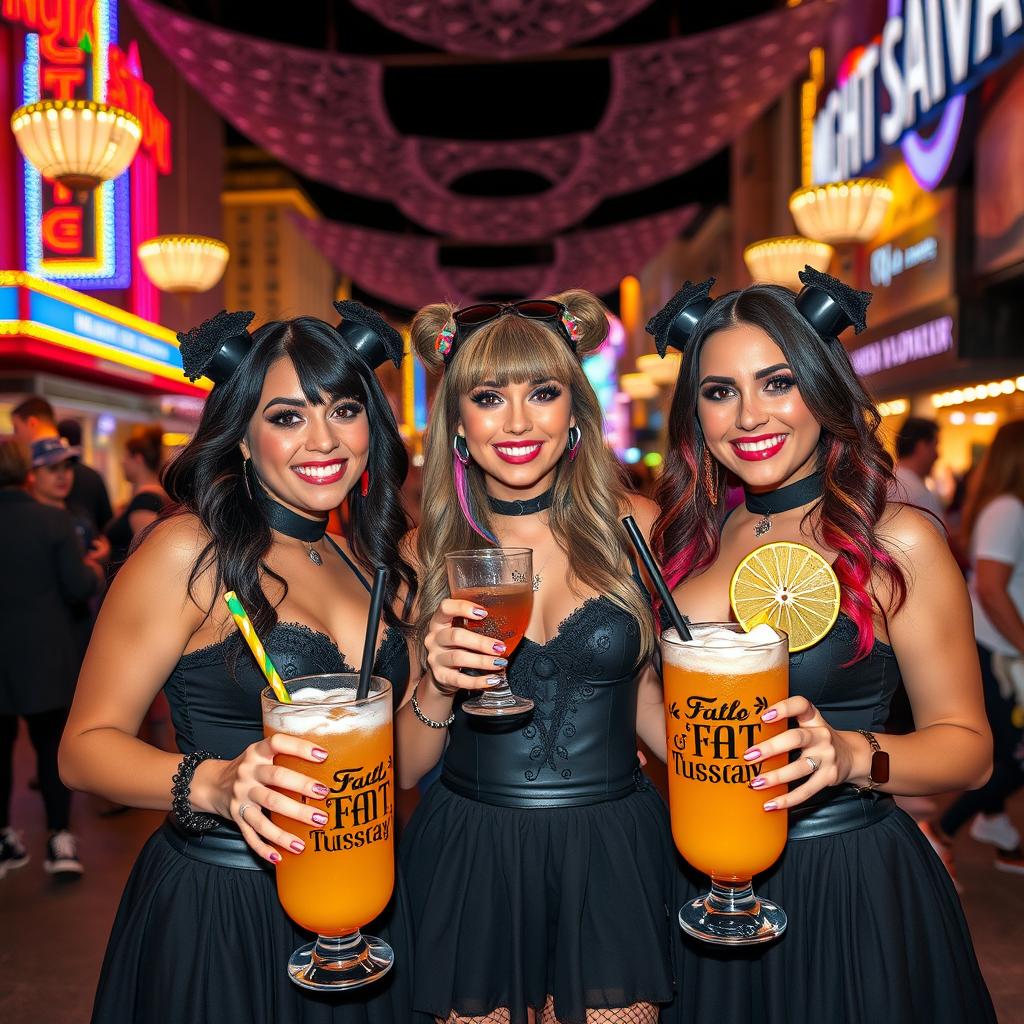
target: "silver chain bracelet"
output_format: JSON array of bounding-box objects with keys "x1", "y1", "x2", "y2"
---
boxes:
[{"x1": 411, "y1": 683, "x2": 456, "y2": 729}]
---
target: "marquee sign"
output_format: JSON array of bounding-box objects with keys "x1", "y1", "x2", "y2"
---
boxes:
[
  {"x1": 812, "y1": 0, "x2": 1024, "y2": 190},
  {"x1": 3, "y1": 0, "x2": 171, "y2": 290}
]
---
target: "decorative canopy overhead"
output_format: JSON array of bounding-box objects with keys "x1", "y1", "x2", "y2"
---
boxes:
[
  {"x1": 349, "y1": 0, "x2": 654, "y2": 59},
  {"x1": 294, "y1": 205, "x2": 698, "y2": 310},
  {"x1": 129, "y1": 0, "x2": 834, "y2": 244}
]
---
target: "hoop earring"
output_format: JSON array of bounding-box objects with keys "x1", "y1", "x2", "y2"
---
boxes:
[
  {"x1": 702, "y1": 448, "x2": 719, "y2": 506},
  {"x1": 453, "y1": 434, "x2": 470, "y2": 466},
  {"x1": 566, "y1": 424, "x2": 582, "y2": 462},
  {"x1": 242, "y1": 457, "x2": 253, "y2": 500}
]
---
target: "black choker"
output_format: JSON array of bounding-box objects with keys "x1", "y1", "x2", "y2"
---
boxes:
[
  {"x1": 255, "y1": 486, "x2": 328, "y2": 563},
  {"x1": 486, "y1": 488, "x2": 554, "y2": 516},
  {"x1": 744, "y1": 472, "x2": 824, "y2": 538}
]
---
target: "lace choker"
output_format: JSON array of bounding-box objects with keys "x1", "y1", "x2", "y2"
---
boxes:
[
  {"x1": 486, "y1": 488, "x2": 554, "y2": 516},
  {"x1": 255, "y1": 486, "x2": 328, "y2": 563},
  {"x1": 744, "y1": 472, "x2": 824, "y2": 538}
]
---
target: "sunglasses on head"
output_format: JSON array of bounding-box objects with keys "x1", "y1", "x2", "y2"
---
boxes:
[{"x1": 435, "y1": 299, "x2": 580, "y2": 361}]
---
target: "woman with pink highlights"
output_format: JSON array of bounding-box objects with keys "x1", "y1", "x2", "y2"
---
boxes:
[{"x1": 650, "y1": 270, "x2": 996, "y2": 1024}]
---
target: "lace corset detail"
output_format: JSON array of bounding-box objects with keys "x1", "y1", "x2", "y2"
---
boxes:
[
  {"x1": 166, "y1": 622, "x2": 408, "y2": 759},
  {"x1": 442, "y1": 597, "x2": 647, "y2": 807}
]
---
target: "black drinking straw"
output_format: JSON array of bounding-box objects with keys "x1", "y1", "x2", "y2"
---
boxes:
[
  {"x1": 621, "y1": 516, "x2": 692, "y2": 641},
  {"x1": 357, "y1": 567, "x2": 389, "y2": 700}
]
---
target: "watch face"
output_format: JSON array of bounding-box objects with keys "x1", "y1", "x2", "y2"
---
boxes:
[{"x1": 871, "y1": 750, "x2": 890, "y2": 786}]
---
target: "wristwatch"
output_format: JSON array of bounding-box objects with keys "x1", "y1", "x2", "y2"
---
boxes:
[{"x1": 855, "y1": 730, "x2": 890, "y2": 791}]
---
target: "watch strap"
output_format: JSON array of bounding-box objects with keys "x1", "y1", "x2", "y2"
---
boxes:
[{"x1": 855, "y1": 729, "x2": 890, "y2": 791}]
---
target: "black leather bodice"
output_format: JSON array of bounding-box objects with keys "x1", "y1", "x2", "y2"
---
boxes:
[
  {"x1": 789, "y1": 613, "x2": 901, "y2": 731},
  {"x1": 442, "y1": 597, "x2": 647, "y2": 807},
  {"x1": 165, "y1": 623, "x2": 408, "y2": 759}
]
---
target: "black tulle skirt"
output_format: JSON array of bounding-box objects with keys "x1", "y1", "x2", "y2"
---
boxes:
[
  {"x1": 667, "y1": 805, "x2": 996, "y2": 1024},
  {"x1": 91, "y1": 826, "x2": 413, "y2": 1024},
  {"x1": 399, "y1": 778, "x2": 677, "y2": 1024}
]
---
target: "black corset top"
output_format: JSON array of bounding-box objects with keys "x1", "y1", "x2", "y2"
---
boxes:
[
  {"x1": 165, "y1": 622, "x2": 408, "y2": 760},
  {"x1": 442, "y1": 597, "x2": 647, "y2": 807}
]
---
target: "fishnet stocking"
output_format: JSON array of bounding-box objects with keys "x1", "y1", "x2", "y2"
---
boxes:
[
  {"x1": 540, "y1": 997, "x2": 660, "y2": 1023},
  {"x1": 438, "y1": 998, "x2": 659, "y2": 1023}
]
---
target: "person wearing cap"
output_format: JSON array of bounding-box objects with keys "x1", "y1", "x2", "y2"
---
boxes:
[
  {"x1": 0, "y1": 439, "x2": 104, "y2": 881},
  {"x1": 11, "y1": 396, "x2": 113, "y2": 533},
  {"x1": 28, "y1": 438, "x2": 110, "y2": 656}
]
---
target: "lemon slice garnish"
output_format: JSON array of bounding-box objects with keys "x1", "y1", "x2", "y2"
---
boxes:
[{"x1": 729, "y1": 541, "x2": 841, "y2": 652}]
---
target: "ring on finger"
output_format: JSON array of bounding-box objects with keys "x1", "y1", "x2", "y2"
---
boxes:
[
  {"x1": 238, "y1": 801, "x2": 254, "y2": 822},
  {"x1": 805, "y1": 756, "x2": 819, "y2": 774}
]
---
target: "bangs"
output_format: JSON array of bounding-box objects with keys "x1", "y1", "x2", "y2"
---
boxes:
[
  {"x1": 446, "y1": 315, "x2": 577, "y2": 393},
  {"x1": 281, "y1": 318, "x2": 368, "y2": 405}
]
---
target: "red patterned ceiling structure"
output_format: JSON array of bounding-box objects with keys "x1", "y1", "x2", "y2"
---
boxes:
[
  {"x1": 349, "y1": 0, "x2": 654, "y2": 59},
  {"x1": 128, "y1": 0, "x2": 834, "y2": 244},
  {"x1": 294, "y1": 205, "x2": 699, "y2": 309}
]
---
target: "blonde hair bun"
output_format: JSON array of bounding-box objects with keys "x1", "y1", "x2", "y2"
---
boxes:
[
  {"x1": 549, "y1": 289, "x2": 609, "y2": 357},
  {"x1": 411, "y1": 301, "x2": 458, "y2": 373}
]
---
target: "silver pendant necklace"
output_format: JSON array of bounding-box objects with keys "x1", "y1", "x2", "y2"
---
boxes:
[{"x1": 305, "y1": 543, "x2": 323, "y2": 566}]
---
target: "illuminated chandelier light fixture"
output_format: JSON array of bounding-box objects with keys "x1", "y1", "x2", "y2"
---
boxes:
[
  {"x1": 636, "y1": 352, "x2": 682, "y2": 386},
  {"x1": 620, "y1": 372, "x2": 660, "y2": 400},
  {"x1": 743, "y1": 236, "x2": 834, "y2": 290},
  {"x1": 11, "y1": 100, "x2": 142, "y2": 192},
  {"x1": 788, "y1": 178, "x2": 893, "y2": 245},
  {"x1": 137, "y1": 235, "x2": 230, "y2": 293}
]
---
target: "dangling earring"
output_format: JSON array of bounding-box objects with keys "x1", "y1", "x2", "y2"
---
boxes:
[
  {"x1": 566, "y1": 424, "x2": 582, "y2": 462},
  {"x1": 453, "y1": 434, "x2": 470, "y2": 465},
  {"x1": 702, "y1": 448, "x2": 719, "y2": 506},
  {"x1": 360, "y1": 469, "x2": 370, "y2": 497},
  {"x1": 242, "y1": 457, "x2": 253, "y2": 500},
  {"x1": 452, "y1": 434, "x2": 497, "y2": 543}
]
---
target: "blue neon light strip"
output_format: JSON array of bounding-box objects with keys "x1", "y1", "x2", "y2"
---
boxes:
[
  {"x1": 0, "y1": 287, "x2": 19, "y2": 321},
  {"x1": 28, "y1": 291, "x2": 182, "y2": 369},
  {"x1": 20, "y1": 1, "x2": 132, "y2": 290}
]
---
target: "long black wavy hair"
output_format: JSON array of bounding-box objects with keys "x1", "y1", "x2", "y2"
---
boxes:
[{"x1": 162, "y1": 316, "x2": 416, "y2": 638}]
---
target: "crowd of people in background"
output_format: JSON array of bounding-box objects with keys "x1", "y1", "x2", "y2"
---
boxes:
[{"x1": 0, "y1": 396, "x2": 168, "y2": 879}]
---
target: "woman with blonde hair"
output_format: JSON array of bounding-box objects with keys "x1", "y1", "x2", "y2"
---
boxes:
[
  {"x1": 926, "y1": 418, "x2": 1024, "y2": 876},
  {"x1": 398, "y1": 293, "x2": 676, "y2": 1023}
]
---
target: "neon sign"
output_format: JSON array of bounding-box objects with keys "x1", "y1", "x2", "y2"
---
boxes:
[
  {"x1": 812, "y1": 0, "x2": 1024, "y2": 190},
  {"x1": 850, "y1": 315, "x2": 954, "y2": 376},
  {"x1": 5, "y1": 0, "x2": 171, "y2": 294}
]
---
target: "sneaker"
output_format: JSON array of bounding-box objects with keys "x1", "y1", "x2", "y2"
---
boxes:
[
  {"x1": 970, "y1": 812, "x2": 1022, "y2": 850},
  {"x1": 995, "y1": 847, "x2": 1024, "y2": 875},
  {"x1": 919, "y1": 820, "x2": 962, "y2": 892},
  {"x1": 0, "y1": 827, "x2": 29, "y2": 879},
  {"x1": 44, "y1": 830, "x2": 83, "y2": 878}
]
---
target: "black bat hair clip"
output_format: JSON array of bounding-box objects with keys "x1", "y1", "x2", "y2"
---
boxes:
[
  {"x1": 333, "y1": 300, "x2": 404, "y2": 370},
  {"x1": 796, "y1": 265, "x2": 872, "y2": 341},
  {"x1": 644, "y1": 278, "x2": 717, "y2": 356},
  {"x1": 177, "y1": 309, "x2": 256, "y2": 385}
]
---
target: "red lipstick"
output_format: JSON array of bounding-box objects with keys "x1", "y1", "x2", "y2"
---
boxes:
[
  {"x1": 290, "y1": 459, "x2": 348, "y2": 485},
  {"x1": 492, "y1": 440, "x2": 544, "y2": 465},
  {"x1": 729, "y1": 433, "x2": 788, "y2": 462}
]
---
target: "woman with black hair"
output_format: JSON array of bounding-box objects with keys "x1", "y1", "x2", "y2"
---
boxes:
[
  {"x1": 650, "y1": 270, "x2": 995, "y2": 1023},
  {"x1": 59, "y1": 304, "x2": 417, "y2": 1023}
]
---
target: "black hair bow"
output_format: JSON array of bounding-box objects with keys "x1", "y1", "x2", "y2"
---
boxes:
[
  {"x1": 644, "y1": 278, "x2": 716, "y2": 356},
  {"x1": 796, "y1": 266, "x2": 872, "y2": 340},
  {"x1": 333, "y1": 300, "x2": 404, "y2": 370},
  {"x1": 177, "y1": 309, "x2": 256, "y2": 385}
]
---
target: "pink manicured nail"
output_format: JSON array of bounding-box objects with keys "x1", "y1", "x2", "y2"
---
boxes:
[
  {"x1": 268, "y1": 851, "x2": 281, "y2": 863},
  {"x1": 312, "y1": 812, "x2": 328, "y2": 826},
  {"x1": 763, "y1": 800, "x2": 779, "y2": 811},
  {"x1": 743, "y1": 748, "x2": 761, "y2": 761},
  {"x1": 290, "y1": 840, "x2": 305, "y2": 853},
  {"x1": 311, "y1": 747, "x2": 328, "y2": 761},
  {"x1": 762, "y1": 709, "x2": 779, "y2": 722},
  {"x1": 472, "y1": 607, "x2": 487, "y2": 618},
  {"x1": 492, "y1": 642, "x2": 507, "y2": 654},
  {"x1": 312, "y1": 783, "x2": 329, "y2": 797},
  {"x1": 749, "y1": 777, "x2": 767, "y2": 790}
]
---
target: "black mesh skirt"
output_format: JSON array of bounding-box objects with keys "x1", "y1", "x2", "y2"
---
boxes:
[
  {"x1": 667, "y1": 805, "x2": 996, "y2": 1024},
  {"x1": 399, "y1": 778, "x2": 677, "y2": 1024},
  {"x1": 91, "y1": 826, "x2": 413, "y2": 1023}
]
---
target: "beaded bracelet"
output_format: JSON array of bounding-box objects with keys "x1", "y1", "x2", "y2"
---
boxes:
[
  {"x1": 410, "y1": 684, "x2": 455, "y2": 729},
  {"x1": 171, "y1": 750, "x2": 221, "y2": 834}
]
